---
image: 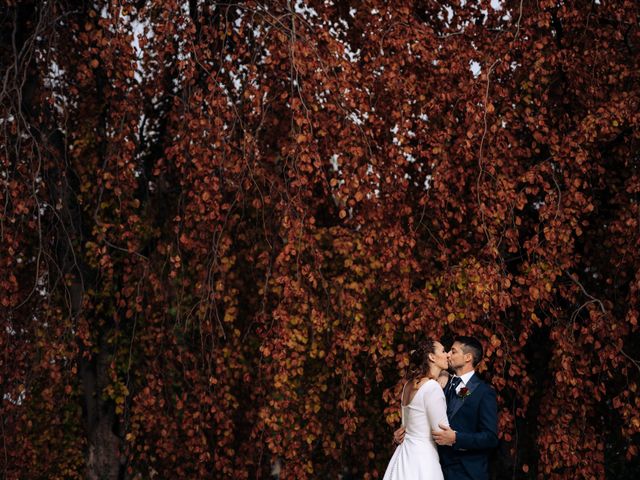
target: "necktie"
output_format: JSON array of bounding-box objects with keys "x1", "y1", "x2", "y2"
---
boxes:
[
  {"x1": 449, "y1": 376, "x2": 462, "y2": 394},
  {"x1": 446, "y1": 376, "x2": 462, "y2": 415}
]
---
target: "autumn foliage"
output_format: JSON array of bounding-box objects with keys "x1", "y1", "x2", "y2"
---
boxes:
[{"x1": 1, "y1": 0, "x2": 639, "y2": 478}]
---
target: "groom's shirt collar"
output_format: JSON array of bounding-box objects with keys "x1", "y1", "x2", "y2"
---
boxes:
[{"x1": 458, "y1": 370, "x2": 475, "y2": 386}]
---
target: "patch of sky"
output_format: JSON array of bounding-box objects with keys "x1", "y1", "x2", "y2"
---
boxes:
[
  {"x1": 404, "y1": 153, "x2": 416, "y2": 163},
  {"x1": 46, "y1": 59, "x2": 64, "y2": 83},
  {"x1": 444, "y1": 6, "x2": 454, "y2": 23},
  {"x1": 234, "y1": 8, "x2": 244, "y2": 30},
  {"x1": 4, "y1": 390, "x2": 25, "y2": 406},
  {"x1": 366, "y1": 164, "x2": 374, "y2": 175},
  {"x1": 37, "y1": 274, "x2": 47, "y2": 297},
  {"x1": 391, "y1": 125, "x2": 401, "y2": 145},
  {"x1": 314, "y1": 87, "x2": 331, "y2": 105},
  {"x1": 344, "y1": 45, "x2": 361, "y2": 62},
  {"x1": 224, "y1": 54, "x2": 249, "y2": 92},
  {"x1": 40, "y1": 57, "x2": 69, "y2": 116},
  {"x1": 330, "y1": 154, "x2": 340, "y2": 171},
  {"x1": 130, "y1": 16, "x2": 153, "y2": 83},
  {"x1": 470, "y1": 60, "x2": 481, "y2": 78},
  {"x1": 348, "y1": 110, "x2": 368, "y2": 126},
  {"x1": 261, "y1": 47, "x2": 272, "y2": 61},
  {"x1": 295, "y1": 0, "x2": 319, "y2": 19}
]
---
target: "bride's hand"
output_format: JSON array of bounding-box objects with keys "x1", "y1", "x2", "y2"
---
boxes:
[{"x1": 393, "y1": 426, "x2": 406, "y2": 444}]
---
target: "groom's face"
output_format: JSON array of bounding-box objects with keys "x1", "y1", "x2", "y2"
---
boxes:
[{"x1": 447, "y1": 341, "x2": 468, "y2": 369}]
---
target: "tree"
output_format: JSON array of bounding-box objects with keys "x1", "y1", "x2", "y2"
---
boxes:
[{"x1": 1, "y1": 0, "x2": 638, "y2": 478}]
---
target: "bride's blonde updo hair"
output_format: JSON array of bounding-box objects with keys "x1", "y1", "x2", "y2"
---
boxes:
[{"x1": 406, "y1": 338, "x2": 437, "y2": 381}]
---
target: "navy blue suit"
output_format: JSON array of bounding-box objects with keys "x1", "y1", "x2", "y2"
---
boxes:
[{"x1": 438, "y1": 374, "x2": 498, "y2": 480}]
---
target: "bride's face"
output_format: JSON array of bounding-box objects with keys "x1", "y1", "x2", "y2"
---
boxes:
[{"x1": 432, "y1": 342, "x2": 449, "y2": 370}]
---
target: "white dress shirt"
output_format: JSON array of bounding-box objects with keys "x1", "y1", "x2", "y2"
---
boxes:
[{"x1": 455, "y1": 370, "x2": 475, "y2": 394}]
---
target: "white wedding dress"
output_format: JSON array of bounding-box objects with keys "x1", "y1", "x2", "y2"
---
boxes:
[{"x1": 383, "y1": 379, "x2": 448, "y2": 480}]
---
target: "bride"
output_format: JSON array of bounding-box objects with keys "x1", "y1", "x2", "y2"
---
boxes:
[{"x1": 383, "y1": 339, "x2": 450, "y2": 480}]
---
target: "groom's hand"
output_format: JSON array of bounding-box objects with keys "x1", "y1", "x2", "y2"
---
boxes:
[
  {"x1": 393, "y1": 426, "x2": 405, "y2": 444},
  {"x1": 432, "y1": 423, "x2": 456, "y2": 446}
]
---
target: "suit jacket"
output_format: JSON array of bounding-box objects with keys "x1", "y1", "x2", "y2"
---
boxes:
[{"x1": 438, "y1": 374, "x2": 498, "y2": 480}]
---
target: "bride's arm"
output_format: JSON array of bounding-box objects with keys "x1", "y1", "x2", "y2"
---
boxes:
[{"x1": 424, "y1": 380, "x2": 449, "y2": 431}]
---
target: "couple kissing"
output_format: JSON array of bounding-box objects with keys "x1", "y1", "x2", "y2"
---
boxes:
[{"x1": 383, "y1": 336, "x2": 498, "y2": 480}]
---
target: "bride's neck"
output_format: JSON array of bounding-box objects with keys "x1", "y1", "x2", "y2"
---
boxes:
[
  {"x1": 428, "y1": 364, "x2": 442, "y2": 380},
  {"x1": 414, "y1": 365, "x2": 441, "y2": 384}
]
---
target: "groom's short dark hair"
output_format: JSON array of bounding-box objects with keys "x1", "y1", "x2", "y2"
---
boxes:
[{"x1": 454, "y1": 336, "x2": 483, "y2": 366}]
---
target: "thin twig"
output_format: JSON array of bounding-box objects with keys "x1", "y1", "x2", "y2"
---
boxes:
[
  {"x1": 477, "y1": 59, "x2": 502, "y2": 244},
  {"x1": 620, "y1": 349, "x2": 640, "y2": 373}
]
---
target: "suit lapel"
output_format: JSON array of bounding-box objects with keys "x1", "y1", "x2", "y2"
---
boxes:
[
  {"x1": 449, "y1": 374, "x2": 481, "y2": 419},
  {"x1": 444, "y1": 377, "x2": 455, "y2": 397},
  {"x1": 445, "y1": 379, "x2": 458, "y2": 417}
]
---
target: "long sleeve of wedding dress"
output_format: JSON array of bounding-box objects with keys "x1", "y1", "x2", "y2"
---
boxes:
[{"x1": 423, "y1": 380, "x2": 449, "y2": 433}]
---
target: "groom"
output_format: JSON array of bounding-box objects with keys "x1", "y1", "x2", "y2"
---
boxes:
[{"x1": 394, "y1": 336, "x2": 498, "y2": 480}]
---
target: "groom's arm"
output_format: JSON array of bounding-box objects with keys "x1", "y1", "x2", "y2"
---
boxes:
[{"x1": 453, "y1": 387, "x2": 499, "y2": 451}]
